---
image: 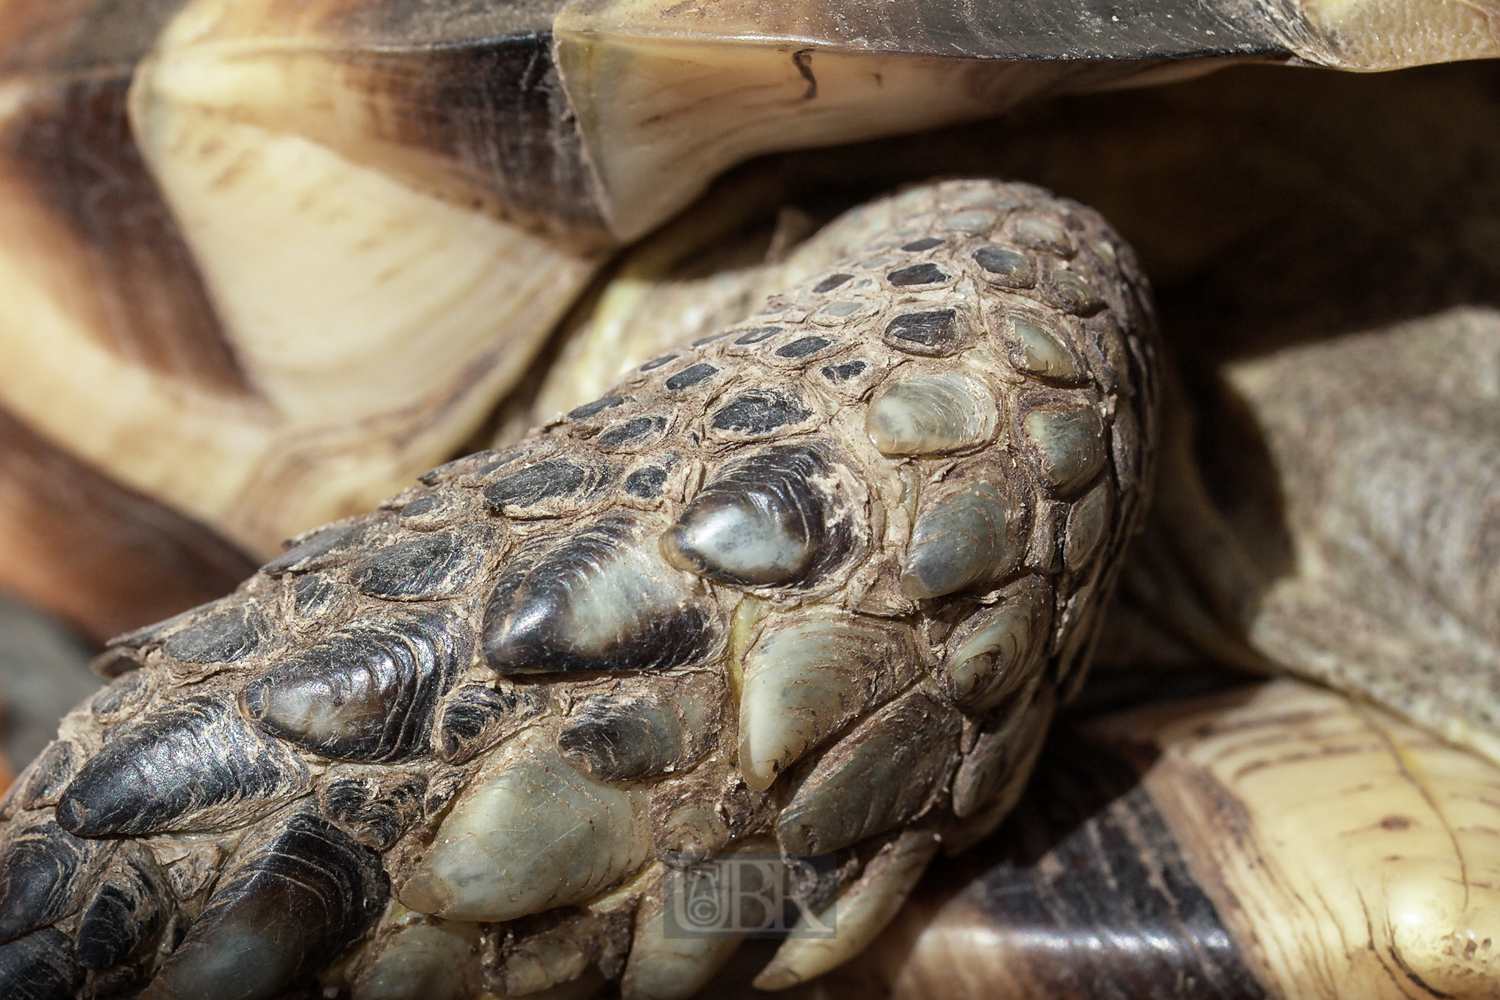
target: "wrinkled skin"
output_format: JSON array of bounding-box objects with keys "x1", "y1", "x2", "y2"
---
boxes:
[{"x1": 0, "y1": 180, "x2": 1157, "y2": 1000}]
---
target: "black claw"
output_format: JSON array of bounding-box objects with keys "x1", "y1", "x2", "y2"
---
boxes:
[
  {"x1": 241, "y1": 611, "x2": 471, "y2": 762},
  {"x1": 351, "y1": 532, "x2": 488, "y2": 600},
  {"x1": 57, "y1": 698, "x2": 311, "y2": 837},
  {"x1": 662, "y1": 444, "x2": 854, "y2": 587},
  {"x1": 482, "y1": 513, "x2": 720, "y2": 674},
  {"x1": 143, "y1": 814, "x2": 388, "y2": 1000},
  {"x1": 0, "y1": 928, "x2": 85, "y2": 1000},
  {"x1": 76, "y1": 849, "x2": 168, "y2": 970},
  {"x1": 0, "y1": 821, "x2": 95, "y2": 945}
]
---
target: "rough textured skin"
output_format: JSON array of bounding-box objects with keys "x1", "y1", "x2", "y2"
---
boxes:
[{"x1": 0, "y1": 180, "x2": 1156, "y2": 999}]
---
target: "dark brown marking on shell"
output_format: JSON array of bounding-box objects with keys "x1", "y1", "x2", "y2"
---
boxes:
[
  {"x1": 0, "y1": 820, "x2": 96, "y2": 945},
  {"x1": 710, "y1": 389, "x2": 812, "y2": 436},
  {"x1": 351, "y1": 531, "x2": 487, "y2": 600},
  {"x1": 928, "y1": 736, "x2": 1269, "y2": 1000},
  {"x1": 145, "y1": 813, "x2": 389, "y2": 1000},
  {"x1": 240, "y1": 610, "x2": 472, "y2": 763},
  {"x1": 0, "y1": 927, "x2": 84, "y2": 1000},
  {"x1": 0, "y1": 403, "x2": 255, "y2": 645},
  {"x1": 884, "y1": 309, "x2": 965, "y2": 356},
  {"x1": 161, "y1": 602, "x2": 267, "y2": 663},
  {"x1": 55, "y1": 697, "x2": 311, "y2": 837},
  {"x1": 663, "y1": 444, "x2": 853, "y2": 587},
  {"x1": 0, "y1": 73, "x2": 249, "y2": 393},
  {"x1": 312, "y1": 29, "x2": 608, "y2": 243},
  {"x1": 482, "y1": 513, "x2": 719, "y2": 674}
]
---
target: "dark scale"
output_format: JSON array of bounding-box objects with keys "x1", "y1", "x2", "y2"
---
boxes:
[
  {"x1": 291, "y1": 573, "x2": 341, "y2": 618},
  {"x1": 901, "y1": 237, "x2": 944, "y2": 252},
  {"x1": 710, "y1": 389, "x2": 812, "y2": 435},
  {"x1": 812, "y1": 273, "x2": 852, "y2": 293},
  {"x1": 351, "y1": 531, "x2": 486, "y2": 600},
  {"x1": 690, "y1": 331, "x2": 734, "y2": 346},
  {"x1": 144, "y1": 814, "x2": 388, "y2": 1000},
  {"x1": 733, "y1": 326, "x2": 781, "y2": 344},
  {"x1": 558, "y1": 698, "x2": 691, "y2": 782},
  {"x1": 664, "y1": 363, "x2": 718, "y2": 391},
  {"x1": 822, "y1": 360, "x2": 868, "y2": 383},
  {"x1": 596, "y1": 415, "x2": 667, "y2": 449},
  {"x1": 0, "y1": 927, "x2": 84, "y2": 999},
  {"x1": 320, "y1": 777, "x2": 426, "y2": 851},
  {"x1": 623, "y1": 466, "x2": 668, "y2": 499},
  {"x1": 639, "y1": 355, "x2": 678, "y2": 371},
  {"x1": 435, "y1": 684, "x2": 548, "y2": 764},
  {"x1": 0, "y1": 820, "x2": 97, "y2": 943},
  {"x1": 263, "y1": 521, "x2": 364, "y2": 574},
  {"x1": 887, "y1": 263, "x2": 949, "y2": 286},
  {"x1": 567, "y1": 395, "x2": 628, "y2": 420},
  {"x1": 482, "y1": 513, "x2": 719, "y2": 675},
  {"x1": 973, "y1": 246, "x2": 1036, "y2": 287},
  {"x1": 663, "y1": 444, "x2": 853, "y2": 587},
  {"x1": 884, "y1": 308, "x2": 965, "y2": 356},
  {"x1": 75, "y1": 852, "x2": 165, "y2": 970},
  {"x1": 8, "y1": 742, "x2": 78, "y2": 812},
  {"x1": 161, "y1": 603, "x2": 267, "y2": 664},
  {"x1": 89, "y1": 672, "x2": 151, "y2": 720},
  {"x1": 775, "y1": 336, "x2": 832, "y2": 359},
  {"x1": 485, "y1": 459, "x2": 588, "y2": 509},
  {"x1": 54, "y1": 698, "x2": 311, "y2": 837},
  {"x1": 240, "y1": 611, "x2": 472, "y2": 763},
  {"x1": 398, "y1": 493, "x2": 442, "y2": 517}
]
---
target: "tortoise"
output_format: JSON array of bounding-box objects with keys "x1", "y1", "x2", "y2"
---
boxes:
[{"x1": 0, "y1": 0, "x2": 1497, "y2": 997}]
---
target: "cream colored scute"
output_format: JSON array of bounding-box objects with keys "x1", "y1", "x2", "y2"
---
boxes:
[
  {"x1": 1291, "y1": 0, "x2": 1500, "y2": 69},
  {"x1": 1099, "y1": 679, "x2": 1500, "y2": 999},
  {"x1": 16, "y1": 0, "x2": 600, "y2": 555}
]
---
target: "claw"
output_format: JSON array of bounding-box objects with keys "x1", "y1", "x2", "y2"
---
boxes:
[
  {"x1": 738, "y1": 609, "x2": 917, "y2": 792},
  {"x1": 400, "y1": 740, "x2": 650, "y2": 921},
  {"x1": 142, "y1": 813, "x2": 388, "y2": 1000},
  {"x1": 777, "y1": 692, "x2": 962, "y2": 855}
]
